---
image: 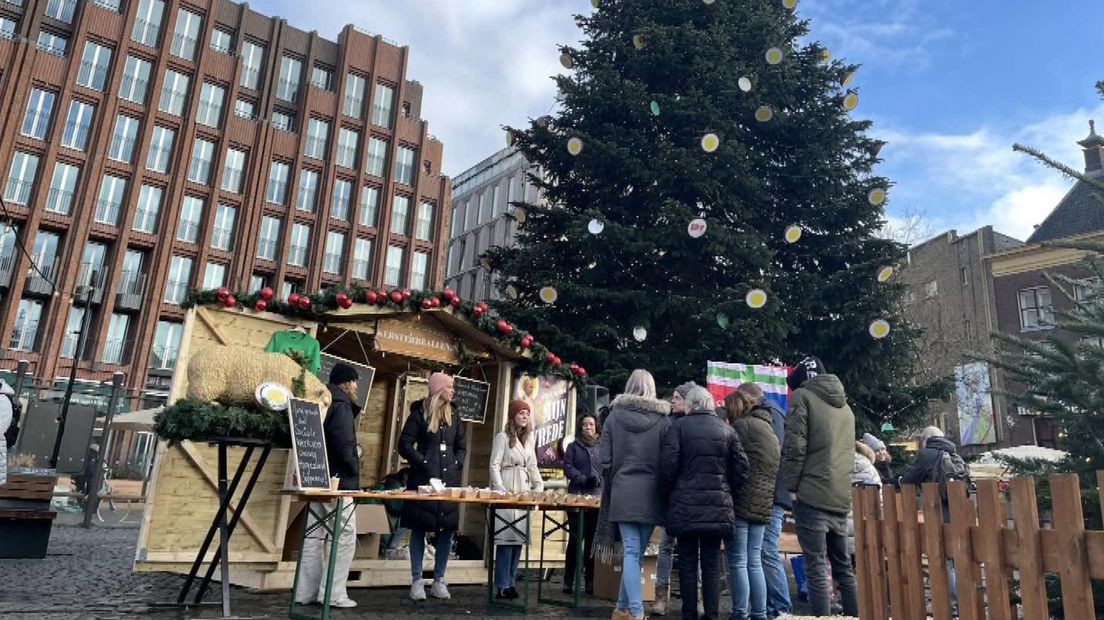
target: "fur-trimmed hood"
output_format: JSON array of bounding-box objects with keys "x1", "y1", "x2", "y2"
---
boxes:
[{"x1": 609, "y1": 393, "x2": 670, "y2": 433}]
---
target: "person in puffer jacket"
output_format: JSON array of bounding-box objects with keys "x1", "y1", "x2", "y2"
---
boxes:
[
  {"x1": 725, "y1": 387, "x2": 780, "y2": 620},
  {"x1": 561, "y1": 408, "x2": 602, "y2": 594},
  {"x1": 847, "y1": 441, "x2": 882, "y2": 556},
  {"x1": 660, "y1": 386, "x2": 748, "y2": 620}
]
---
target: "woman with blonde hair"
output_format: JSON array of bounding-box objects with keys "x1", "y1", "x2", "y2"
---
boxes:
[
  {"x1": 596, "y1": 369, "x2": 671, "y2": 620},
  {"x1": 489, "y1": 400, "x2": 544, "y2": 599},
  {"x1": 398, "y1": 372, "x2": 467, "y2": 602}
]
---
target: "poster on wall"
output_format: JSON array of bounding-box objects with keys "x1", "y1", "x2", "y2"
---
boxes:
[
  {"x1": 514, "y1": 374, "x2": 570, "y2": 479},
  {"x1": 706, "y1": 362, "x2": 790, "y2": 412},
  {"x1": 955, "y1": 361, "x2": 997, "y2": 446}
]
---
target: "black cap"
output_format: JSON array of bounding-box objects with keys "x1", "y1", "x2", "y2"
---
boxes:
[
  {"x1": 330, "y1": 362, "x2": 359, "y2": 386},
  {"x1": 787, "y1": 356, "x2": 826, "y2": 391}
]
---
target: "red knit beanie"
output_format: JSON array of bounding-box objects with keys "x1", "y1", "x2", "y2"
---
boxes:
[{"x1": 508, "y1": 400, "x2": 531, "y2": 420}]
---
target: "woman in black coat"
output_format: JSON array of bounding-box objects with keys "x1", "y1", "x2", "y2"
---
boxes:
[
  {"x1": 659, "y1": 386, "x2": 749, "y2": 620},
  {"x1": 398, "y1": 373, "x2": 466, "y2": 602},
  {"x1": 561, "y1": 409, "x2": 602, "y2": 594}
]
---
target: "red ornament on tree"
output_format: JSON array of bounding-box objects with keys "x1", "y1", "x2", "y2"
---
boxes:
[
  {"x1": 288, "y1": 293, "x2": 300, "y2": 306},
  {"x1": 496, "y1": 319, "x2": 512, "y2": 334},
  {"x1": 259, "y1": 287, "x2": 274, "y2": 301},
  {"x1": 222, "y1": 294, "x2": 236, "y2": 308},
  {"x1": 430, "y1": 297, "x2": 440, "y2": 308},
  {"x1": 254, "y1": 299, "x2": 268, "y2": 312},
  {"x1": 298, "y1": 296, "x2": 312, "y2": 310},
  {"x1": 364, "y1": 290, "x2": 378, "y2": 304},
  {"x1": 390, "y1": 290, "x2": 404, "y2": 304},
  {"x1": 216, "y1": 287, "x2": 230, "y2": 301}
]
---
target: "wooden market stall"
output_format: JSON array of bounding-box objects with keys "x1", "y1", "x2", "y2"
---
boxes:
[{"x1": 134, "y1": 301, "x2": 578, "y2": 590}]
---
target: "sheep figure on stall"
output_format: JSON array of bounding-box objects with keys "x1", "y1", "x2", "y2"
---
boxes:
[{"x1": 186, "y1": 344, "x2": 332, "y2": 411}]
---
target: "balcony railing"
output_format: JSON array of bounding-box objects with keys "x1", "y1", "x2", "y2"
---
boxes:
[
  {"x1": 45, "y1": 0, "x2": 77, "y2": 23},
  {"x1": 0, "y1": 254, "x2": 15, "y2": 287},
  {"x1": 342, "y1": 96, "x2": 363, "y2": 118},
  {"x1": 44, "y1": 188, "x2": 74, "y2": 215},
  {"x1": 256, "y1": 240, "x2": 277, "y2": 261},
  {"x1": 210, "y1": 228, "x2": 233, "y2": 251},
  {"x1": 132, "y1": 208, "x2": 158, "y2": 234},
  {"x1": 90, "y1": 0, "x2": 121, "y2": 12},
  {"x1": 101, "y1": 337, "x2": 132, "y2": 365},
  {"x1": 24, "y1": 258, "x2": 58, "y2": 296},
  {"x1": 176, "y1": 220, "x2": 200, "y2": 243},
  {"x1": 322, "y1": 254, "x2": 342, "y2": 274},
  {"x1": 352, "y1": 259, "x2": 370, "y2": 281},
  {"x1": 239, "y1": 67, "x2": 260, "y2": 90},
  {"x1": 4, "y1": 179, "x2": 34, "y2": 205},
  {"x1": 220, "y1": 170, "x2": 243, "y2": 193},
  {"x1": 171, "y1": 33, "x2": 197, "y2": 60},
  {"x1": 195, "y1": 102, "x2": 222, "y2": 127},
  {"x1": 159, "y1": 90, "x2": 187, "y2": 116},
  {"x1": 76, "y1": 61, "x2": 108, "y2": 90},
  {"x1": 94, "y1": 199, "x2": 121, "y2": 225},
  {"x1": 119, "y1": 76, "x2": 148, "y2": 103},
  {"x1": 21, "y1": 110, "x2": 51, "y2": 138},
  {"x1": 132, "y1": 18, "x2": 161, "y2": 46},
  {"x1": 115, "y1": 271, "x2": 146, "y2": 312},
  {"x1": 296, "y1": 189, "x2": 316, "y2": 212},
  {"x1": 74, "y1": 262, "x2": 106, "y2": 305},
  {"x1": 147, "y1": 148, "x2": 172, "y2": 173},
  {"x1": 62, "y1": 121, "x2": 91, "y2": 150}
]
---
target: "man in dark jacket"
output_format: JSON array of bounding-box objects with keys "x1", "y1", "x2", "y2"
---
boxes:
[
  {"x1": 781, "y1": 356, "x2": 858, "y2": 617},
  {"x1": 660, "y1": 386, "x2": 749, "y2": 620},
  {"x1": 562, "y1": 408, "x2": 602, "y2": 593},
  {"x1": 295, "y1": 362, "x2": 361, "y2": 608},
  {"x1": 899, "y1": 426, "x2": 960, "y2": 610},
  {"x1": 653, "y1": 381, "x2": 698, "y2": 617}
]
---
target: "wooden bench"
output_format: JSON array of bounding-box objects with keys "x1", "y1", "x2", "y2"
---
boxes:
[{"x1": 0, "y1": 473, "x2": 58, "y2": 558}]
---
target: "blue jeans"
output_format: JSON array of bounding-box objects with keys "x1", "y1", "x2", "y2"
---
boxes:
[
  {"x1": 409, "y1": 529, "x2": 454, "y2": 582},
  {"x1": 762, "y1": 506, "x2": 793, "y2": 616},
  {"x1": 728, "y1": 518, "x2": 768, "y2": 619},
  {"x1": 616, "y1": 522, "x2": 654, "y2": 618},
  {"x1": 656, "y1": 527, "x2": 677, "y2": 587},
  {"x1": 386, "y1": 525, "x2": 408, "y2": 552},
  {"x1": 494, "y1": 544, "x2": 523, "y2": 589}
]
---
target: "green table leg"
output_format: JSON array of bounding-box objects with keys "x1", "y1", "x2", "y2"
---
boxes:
[
  {"x1": 486, "y1": 505, "x2": 495, "y2": 607},
  {"x1": 573, "y1": 509, "x2": 584, "y2": 608}
]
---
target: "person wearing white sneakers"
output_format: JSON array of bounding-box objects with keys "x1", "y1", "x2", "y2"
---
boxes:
[
  {"x1": 489, "y1": 400, "x2": 544, "y2": 599},
  {"x1": 398, "y1": 372, "x2": 466, "y2": 602}
]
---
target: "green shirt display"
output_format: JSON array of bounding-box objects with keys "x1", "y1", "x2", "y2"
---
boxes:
[{"x1": 264, "y1": 330, "x2": 322, "y2": 374}]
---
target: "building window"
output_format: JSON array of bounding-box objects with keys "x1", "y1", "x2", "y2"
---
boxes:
[
  {"x1": 176, "y1": 195, "x2": 204, "y2": 243},
  {"x1": 331, "y1": 179, "x2": 352, "y2": 221},
  {"x1": 131, "y1": 0, "x2": 165, "y2": 47},
  {"x1": 164, "y1": 255, "x2": 192, "y2": 304},
  {"x1": 960, "y1": 267, "x2": 968, "y2": 286},
  {"x1": 304, "y1": 118, "x2": 329, "y2": 160},
  {"x1": 4, "y1": 152, "x2": 39, "y2": 205},
  {"x1": 1074, "y1": 279, "x2": 1100, "y2": 302},
  {"x1": 371, "y1": 83, "x2": 394, "y2": 128},
  {"x1": 76, "y1": 41, "x2": 113, "y2": 91},
  {"x1": 384, "y1": 246, "x2": 404, "y2": 287},
  {"x1": 119, "y1": 249, "x2": 144, "y2": 295},
  {"x1": 310, "y1": 65, "x2": 333, "y2": 91},
  {"x1": 265, "y1": 161, "x2": 290, "y2": 205},
  {"x1": 211, "y1": 204, "x2": 236, "y2": 251},
  {"x1": 240, "y1": 41, "x2": 264, "y2": 89},
  {"x1": 336, "y1": 128, "x2": 359, "y2": 168},
  {"x1": 108, "y1": 115, "x2": 140, "y2": 163},
  {"x1": 221, "y1": 147, "x2": 246, "y2": 194},
  {"x1": 323, "y1": 231, "x2": 344, "y2": 274},
  {"x1": 296, "y1": 169, "x2": 319, "y2": 213},
  {"x1": 44, "y1": 161, "x2": 79, "y2": 215},
  {"x1": 276, "y1": 55, "x2": 302, "y2": 102},
  {"x1": 146, "y1": 125, "x2": 175, "y2": 173},
  {"x1": 271, "y1": 110, "x2": 293, "y2": 132},
  {"x1": 359, "y1": 186, "x2": 379, "y2": 228},
  {"x1": 366, "y1": 137, "x2": 388, "y2": 177},
  {"x1": 450, "y1": 202, "x2": 463, "y2": 237},
  {"x1": 196, "y1": 82, "x2": 225, "y2": 128},
  {"x1": 234, "y1": 98, "x2": 255, "y2": 119},
  {"x1": 394, "y1": 146, "x2": 415, "y2": 185},
  {"x1": 170, "y1": 8, "x2": 202, "y2": 61},
  {"x1": 352, "y1": 238, "x2": 372, "y2": 281},
  {"x1": 391, "y1": 195, "x2": 410, "y2": 236},
  {"x1": 1019, "y1": 286, "x2": 1054, "y2": 331},
  {"x1": 102, "y1": 314, "x2": 130, "y2": 364},
  {"x1": 30, "y1": 230, "x2": 59, "y2": 277},
  {"x1": 119, "y1": 55, "x2": 152, "y2": 104},
  {"x1": 61, "y1": 100, "x2": 95, "y2": 151},
  {"x1": 210, "y1": 28, "x2": 233, "y2": 55},
  {"x1": 343, "y1": 73, "x2": 365, "y2": 119},
  {"x1": 9, "y1": 299, "x2": 43, "y2": 352},
  {"x1": 0, "y1": 17, "x2": 14, "y2": 40},
  {"x1": 187, "y1": 138, "x2": 215, "y2": 185},
  {"x1": 415, "y1": 201, "x2": 434, "y2": 240},
  {"x1": 280, "y1": 280, "x2": 298, "y2": 300},
  {"x1": 20, "y1": 88, "x2": 55, "y2": 140},
  {"x1": 150, "y1": 321, "x2": 182, "y2": 369},
  {"x1": 95, "y1": 175, "x2": 127, "y2": 225},
  {"x1": 411, "y1": 251, "x2": 429, "y2": 290},
  {"x1": 45, "y1": 0, "x2": 77, "y2": 22},
  {"x1": 288, "y1": 223, "x2": 310, "y2": 267},
  {"x1": 158, "y1": 69, "x2": 190, "y2": 116},
  {"x1": 36, "y1": 31, "x2": 68, "y2": 56},
  {"x1": 202, "y1": 262, "x2": 225, "y2": 289},
  {"x1": 248, "y1": 274, "x2": 266, "y2": 293},
  {"x1": 78, "y1": 242, "x2": 106, "y2": 289},
  {"x1": 256, "y1": 216, "x2": 280, "y2": 261},
  {"x1": 60, "y1": 307, "x2": 85, "y2": 359},
  {"x1": 132, "y1": 184, "x2": 162, "y2": 233}
]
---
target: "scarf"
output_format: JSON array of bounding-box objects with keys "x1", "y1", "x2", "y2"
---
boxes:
[
  {"x1": 592, "y1": 465, "x2": 620, "y2": 564},
  {"x1": 579, "y1": 432, "x2": 599, "y2": 447}
]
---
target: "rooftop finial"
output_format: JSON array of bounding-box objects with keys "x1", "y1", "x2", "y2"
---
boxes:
[{"x1": 1091, "y1": 119, "x2": 1097, "y2": 135}]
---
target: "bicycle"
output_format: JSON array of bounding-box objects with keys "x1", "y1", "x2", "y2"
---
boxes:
[{"x1": 95, "y1": 473, "x2": 145, "y2": 526}]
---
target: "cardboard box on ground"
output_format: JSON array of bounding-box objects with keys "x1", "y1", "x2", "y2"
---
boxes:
[
  {"x1": 592, "y1": 528, "x2": 662, "y2": 602},
  {"x1": 282, "y1": 502, "x2": 391, "y2": 561}
]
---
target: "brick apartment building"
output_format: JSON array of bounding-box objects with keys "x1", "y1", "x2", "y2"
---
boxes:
[{"x1": 0, "y1": 0, "x2": 451, "y2": 408}]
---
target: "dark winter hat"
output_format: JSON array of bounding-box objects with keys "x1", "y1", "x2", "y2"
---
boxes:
[
  {"x1": 786, "y1": 356, "x2": 826, "y2": 391},
  {"x1": 330, "y1": 362, "x2": 359, "y2": 386},
  {"x1": 674, "y1": 381, "x2": 698, "y2": 399}
]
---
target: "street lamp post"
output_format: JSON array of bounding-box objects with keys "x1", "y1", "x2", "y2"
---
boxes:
[{"x1": 48, "y1": 281, "x2": 95, "y2": 470}]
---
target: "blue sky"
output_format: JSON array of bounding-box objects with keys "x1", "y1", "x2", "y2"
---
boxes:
[{"x1": 258, "y1": 0, "x2": 1104, "y2": 242}]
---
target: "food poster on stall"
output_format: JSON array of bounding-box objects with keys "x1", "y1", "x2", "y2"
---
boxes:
[{"x1": 514, "y1": 374, "x2": 570, "y2": 479}]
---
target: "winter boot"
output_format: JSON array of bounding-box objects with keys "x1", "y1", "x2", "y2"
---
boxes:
[{"x1": 650, "y1": 584, "x2": 669, "y2": 616}]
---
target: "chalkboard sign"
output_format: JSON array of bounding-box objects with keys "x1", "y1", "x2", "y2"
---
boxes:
[
  {"x1": 316, "y1": 354, "x2": 376, "y2": 407},
  {"x1": 288, "y1": 398, "x2": 330, "y2": 490},
  {"x1": 453, "y1": 377, "x2": 490, "y2": 424}
]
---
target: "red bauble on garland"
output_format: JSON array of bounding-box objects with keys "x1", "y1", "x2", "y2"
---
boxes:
[
  {"x1": 401, "y1": 289, "x2": 412, "y2": 300},
  {"x1": 335, "y1": 292, "x2": 350, "y2": 308},
  {"x1": 421, "y1": 299, "x2": 433, "y2": 310},
  {"x1": 429, "y1": 297, "x2": 440, "y2": 308},
  {"x1": 222, "y1": 294, "x2": 236, "y2": 308},
  {"x1": 375, "y1": 291, "x2": 388, "y2": 305},
  {"x1": 389, "y1": 290, "x2": 404, "y2": 304},
  {"x1": 552, "y1": 356, "x2": 562, "y2": 368},
  {"x1": 298, "y1": 296, "x2": 312, "y2": 310},
  {"x1": 216, "y1": 287, "x2": 230, "y2": 301},
  {"x1": 578, "y1": 367, "x2": 587, "y2": 377},
  {"x1": 254, "y1": 299, "x2": 268, "y2": 312},
  {"x1": 450, "y1": 297, "x2": 461, "y2": 308},
  {"x1": 546, "y1": 352, "x2": 556, "y2": 363},
  {"x1": 288, "y1": 293, "x2": 300, "y2": 306},
  {"x1": 496, "y1": 319, "x2": 512, "y2": 334},
  {"x1": 259, "y1": 287, "x2": 274, "y2": 301},
  {"x1": 443, "y1": 288, "x2": 455, "y2": 301},
  {"x1": 364, "y1": 290, "x2": 378, "y2": 304}
]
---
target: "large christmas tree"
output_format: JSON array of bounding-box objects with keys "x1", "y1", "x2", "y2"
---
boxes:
[{"x1": 489, "y1": 0, "x2": 945, "y2": 428}]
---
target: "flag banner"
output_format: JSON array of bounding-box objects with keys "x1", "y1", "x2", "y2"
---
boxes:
[{"x1": 706, "y1": 361, "x2": 790, "y2": 412}]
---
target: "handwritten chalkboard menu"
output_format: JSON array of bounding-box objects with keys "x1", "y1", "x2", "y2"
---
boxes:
[
  {"x1": 316, "y1": 354, "x2": 376, "y2": 407},
  {"x1": 453, "y1": 377, "x2": 490, "y2": 424},
  {"x1": 288, "y1": 398, "x2": 330, "y2": 490}
]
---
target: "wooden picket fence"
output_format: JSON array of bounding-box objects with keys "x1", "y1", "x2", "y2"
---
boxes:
[{"x1": 852, "y1": 472, "x2": 1104, "y2": 620}]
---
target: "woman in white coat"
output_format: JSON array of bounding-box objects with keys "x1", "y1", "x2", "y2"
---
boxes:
[
  {"x1": 489, "y1": 399, "x2": 544, "y2": 599},
  {"x1": 0, "y1": 380, "x2": 13, "y2": 485}
]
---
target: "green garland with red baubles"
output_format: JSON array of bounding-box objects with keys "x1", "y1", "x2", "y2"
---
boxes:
[{"x1": 182, "y1": 285, "x2": 589, "y2": 390}]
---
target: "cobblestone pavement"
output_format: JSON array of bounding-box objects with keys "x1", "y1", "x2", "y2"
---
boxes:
[{"x1": 0, "y1": 525, "x2": 823, "y2": 620}]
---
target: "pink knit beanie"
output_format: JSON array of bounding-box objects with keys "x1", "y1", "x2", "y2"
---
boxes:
[{"x1": 428, "y1": 372, "x2": 454, "y2": 395}]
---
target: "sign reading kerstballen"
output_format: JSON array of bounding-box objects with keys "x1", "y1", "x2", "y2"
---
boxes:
[
  {"x1": 374, "y1": 319, "x2": 459, "y2": 365},
  {"x1": 288, "y1": 398, "x2": 330, "y2": 490}
]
